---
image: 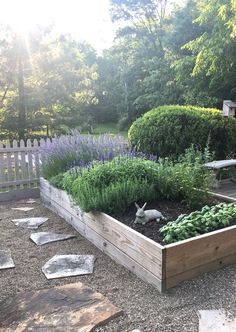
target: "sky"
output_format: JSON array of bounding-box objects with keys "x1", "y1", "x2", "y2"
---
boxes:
[
  {"x1": 0, "y1": 0, "x2": 115, "y2": 53},
  {"x1": 0, "y1": 0, "x2": 186, "y2": 53}
]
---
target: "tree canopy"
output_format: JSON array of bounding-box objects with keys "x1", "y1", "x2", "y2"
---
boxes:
[{"x1": 0, "y1": 0, "x2": 236, "y2": 138}]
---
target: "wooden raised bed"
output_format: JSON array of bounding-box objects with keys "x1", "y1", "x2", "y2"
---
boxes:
[{"x1": 40, "y1": 178, "x2": 236, "y2": 292}]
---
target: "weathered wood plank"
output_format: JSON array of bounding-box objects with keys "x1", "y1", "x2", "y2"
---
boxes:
[
  {"x1": 0, "y1": 178, "x2": 39, "y2": 188},
  {"x1": 41, "y1": 179, "x2": 236, "y2": 292},
  {"x1": 0, "y1": 141, "x2": 4, "y2": 183},
  {"x1": 5, "y1": 140, "x2": 13, "y2": 183},
  {"x1": 13, "y1": 140, "x2": 20, "y2": 181},
  {"x1": 165, "y1": 225, "x2": 236, "y2": 279},
  {"x1": 208, "y1": 191, "x2": 236, "y2": 203},
  {"x1": 19, "y1": 140, "x2": 28, "y2": 187},
  {"x1": 33, "y1": 139, "x2": 40, "y2": 178},
  {"x1": 0, "y1": 140, "x2": 42, "y2": 199},
  {"x1": 209, "y1": 180, "x2": 236, "y2": 201},
  {"x1": 0, "y1": 147, "x2": 38, "y2": 153},
  {"x1": 165, "y1": 251, "x2": 236, "y2": 289},
  {"x1": 27, "y1": 140, "x2": 34, "y2": 179},
  {"x1": 83, "y1": 213, "x2": 163, "y2": 278},
  {"x1": 217, "y1": 188, "x2": 236, "y2": 195},
  {"x1": 40, "y1": 179, "x2": 164, "y2": 279},
  {"x1": 0, "y1": 188, "x2": 40, "y2": 202},
  {"x1": 40, "y1": 179, "x2": 72, "y2": 206},
  {"x1": 41, "y1": 189, "x2": 163, "y2": 291}
]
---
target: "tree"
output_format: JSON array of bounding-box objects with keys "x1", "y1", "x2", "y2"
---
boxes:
[
  {"x1": 0, "y1": 27, "x2": 30, "y2": 138},
  {"x1": 101, "y1": 0, "x2": 179, "y2": 126},
  {"x1": 175, "y1": 0, "x2": 236, "y2": 106},
  {"x1": 0, "y1": 25, "x2": 99, "y2": 139}
]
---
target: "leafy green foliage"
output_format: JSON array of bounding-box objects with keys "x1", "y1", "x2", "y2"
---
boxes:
[
  {"x1": 48, "y1": 173, "x2": 64, "y2": 189},
  {"x1": 70, "y1": 157, "x2": 159, "y2": 213},
  {"x1": 128, "y1": 105, "x2": 236, "y2": 159},
  {"x1": 172, "y1": 0, "x2": 236, "y2": 106},
  {"x1": 160, "y1": 202, "x2": 236, "y2": 244},
  {"x1": 67, "y1": 153, "x2": 212, "y2": 214},
  {"x1": 63, "y1": 169, "x2": 79, "y2": 194},
  {"x1": 0, "y1": 25, "x2": 98, "y2": 139},
  {"x1": 152, "y1": 147, "x2": 213, "y2": 208}
]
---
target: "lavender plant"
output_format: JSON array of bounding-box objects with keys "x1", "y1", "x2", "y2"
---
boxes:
[{"x1": 40, "y1": 130, "x2": 128, "y2": 178}]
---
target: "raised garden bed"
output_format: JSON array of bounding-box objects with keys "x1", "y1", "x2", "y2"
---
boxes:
[{"x1": 40, "y1": 178, "x2": 236, "y2": 292}]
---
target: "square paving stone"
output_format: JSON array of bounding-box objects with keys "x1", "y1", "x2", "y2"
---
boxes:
[
  {"x1": 42, "y1": 254, "x2": 95, "y2": 279},
  {"x1": 12, "y1": 217, "x2": 48, "y2": 229},
  {"x1": 30, "y1": 232, "x2": 76, "y2": 246},
  {"x1": 0, "y1": 282, "x2": 123, "y2": 331},
  {"x1": 17, "y1": 198, "x2": 36, "y2": 204},
  {"x1": 12, "y1": 207, "x2": 34, "y2": 212},
  {"x1": 0, "y1": 250, "x2": 15, "y2": 270},
  {"x1": 199, "y1": 310, "x2": 236, "y2": 332}
]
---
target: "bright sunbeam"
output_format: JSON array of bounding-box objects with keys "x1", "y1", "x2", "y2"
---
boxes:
[{"x1": 0, "y1": 0, "x2": 114, "y2": 52}]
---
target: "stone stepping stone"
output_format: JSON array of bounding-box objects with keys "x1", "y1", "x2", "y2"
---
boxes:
[
  {"x1": 12, "y1": 207, "x2": 34, "y2": 212},
  {"x1": 12, "y1": 217, "x2": 48, "y2": 229},
  {"x1": 26, "y1": 199, "x2": 36, "y2": 204},
  {"x1": 0, "y1": 282, "x2": 123, "y2": 331},
  {"x1": 199, "y1": 310, "x2": 236, "y2": 332},
  {"x1": 30, "y1": 232, "x2": 76, "y2": 246},
  {"x1": 42, "y1": 254, "x2": 95, "y2": 279},
  {"x1": 17, "y1": 198, "x2": 36, "y2": 204},
  {"x1": 0, "y1": 250, "x2": 15, "y2": 270}
]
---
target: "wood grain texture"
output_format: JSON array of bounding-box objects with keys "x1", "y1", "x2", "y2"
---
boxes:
[
  {"x1": 210, "y1": 180, "x2": 236, "y2": 201},
  {"x1": 165, "y1": 225, "x2": 236, "y2": 279},
  {"x1": 0, "y1": 188, "x2": 40, "y2": 202},
  {"x1": 83, "y1": 213, "x2": 163, "y2": 278},
  {"x1": 0, "y1": 141, "x2": 4, "y2": 183},
  {"x1": 41, "y1": 179, "x2": 236, "y2": 292},
  {"x1": 40, "y1": 179, "x2": 164, "y2": 291},
  {"x1": 165, "y1": 251, "x2": 236, "y2": 289},
  {"x1": 41, "y1": 179, "x2": 163, "y2": 277},
  {"x1": 0, "y1": 139, "x2": 42, "y2": 197}
]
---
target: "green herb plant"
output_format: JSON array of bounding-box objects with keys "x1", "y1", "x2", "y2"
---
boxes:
[{"x1": 160, "y1": 203, "x2": 236, "y2": 244}]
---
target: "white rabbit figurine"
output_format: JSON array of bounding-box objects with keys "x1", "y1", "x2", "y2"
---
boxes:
[{"x1": 134, "y1": 202, "x2": 166, "y2": 225}]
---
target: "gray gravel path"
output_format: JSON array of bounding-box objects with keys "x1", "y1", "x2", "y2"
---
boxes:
[{"x1": 0, "y1": 199, "x2": 236, "y2": 331}]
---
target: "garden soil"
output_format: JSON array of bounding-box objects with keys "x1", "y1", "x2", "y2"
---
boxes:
[
  {"x1": 113, "y1": 200, "x2": 192, "y2": 245},
  {"x1": 0, "y1": 199, "x2": 236, "y2": 332}
]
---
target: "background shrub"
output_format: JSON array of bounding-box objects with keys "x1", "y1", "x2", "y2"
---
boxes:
[{"x1": 128, "y1": 105, "x2": 236, "y2": 159}]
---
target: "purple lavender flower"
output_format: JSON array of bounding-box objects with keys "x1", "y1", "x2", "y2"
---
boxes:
[{"x1": 40, "y1": 131, "x2": 128, "y2": 174}]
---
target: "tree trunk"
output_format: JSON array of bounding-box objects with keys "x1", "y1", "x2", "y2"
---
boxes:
[{"x1": 18, "y1": 58, "x2": 26, "y2": 140}]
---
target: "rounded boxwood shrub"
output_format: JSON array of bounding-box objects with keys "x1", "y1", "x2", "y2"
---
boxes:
[{"x1": 128, "y1": 105, "x2": 236, "y2": 159}]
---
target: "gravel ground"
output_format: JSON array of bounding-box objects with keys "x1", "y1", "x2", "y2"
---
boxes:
[{"x1": 0, "y1": 199, "x2": 236, "y2": 332}]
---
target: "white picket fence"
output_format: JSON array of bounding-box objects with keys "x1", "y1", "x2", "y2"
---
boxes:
[{"x1": 0, "y1": 138, "x2": 49, "y2": 201}]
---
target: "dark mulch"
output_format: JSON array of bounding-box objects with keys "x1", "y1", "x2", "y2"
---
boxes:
[
  {"x1": 113, "y1": 200, "x2": 193, "y2": 245},
  {"x1": 113, "y1": 198, "x2": 234, "y2": 246}
]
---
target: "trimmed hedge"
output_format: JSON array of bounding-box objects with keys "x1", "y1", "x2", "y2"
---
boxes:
[{"x1": 128, "y1": 105, "x2": 236, "y2": 159}]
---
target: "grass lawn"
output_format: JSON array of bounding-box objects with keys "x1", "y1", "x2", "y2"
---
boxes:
[
  {"x1": 92, "y1": 123, "x2": 127, "y2": 137},
  {"x1": 0, "y1": 123, "x2": 128, "y2": 141}
]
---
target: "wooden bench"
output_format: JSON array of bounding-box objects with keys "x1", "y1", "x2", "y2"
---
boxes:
[{"x1": 204, "y1": 159, "x2": 236, "y2": 187}]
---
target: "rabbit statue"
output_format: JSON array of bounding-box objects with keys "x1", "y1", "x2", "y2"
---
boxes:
[{"x1": 134, "y1": 202, "x2": 166, "y2": 225}]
